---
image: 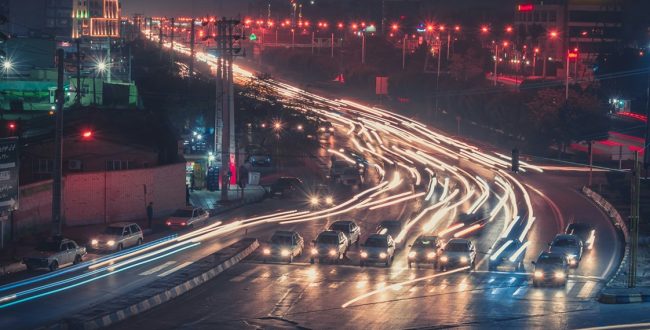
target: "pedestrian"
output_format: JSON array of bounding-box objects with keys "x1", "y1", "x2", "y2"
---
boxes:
[
  {"x1": 146, "y1": 202, "x2": 153, "y2": 229},
  {"x1": 185, "y1": 184, "x2": 191, "y2": 206},
  {"x1": 190, "y1": 174, "x2": 195, "y2": 192}
]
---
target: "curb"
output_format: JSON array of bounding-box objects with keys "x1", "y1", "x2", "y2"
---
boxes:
[
  {"x1": 51, "y1": 238, "x2": 259, "y2": 329},
  {"x1": 598, "y1": 292, "x2": 650, "y2": 304}
]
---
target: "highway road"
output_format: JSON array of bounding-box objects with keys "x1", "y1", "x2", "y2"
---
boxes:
[{"x1": 0, "y1": 33, "x2": 630, "y2": 329}]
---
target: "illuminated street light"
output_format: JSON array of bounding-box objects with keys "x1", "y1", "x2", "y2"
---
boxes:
[
  {"x1": 2, "y1": 60, "x2": 12, "y2": 71},
  {"x1": 549, "y1": 30, "x2": 558, "y2": 38}
]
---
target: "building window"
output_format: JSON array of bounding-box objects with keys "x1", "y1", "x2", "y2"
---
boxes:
[
  {"x1": 34, "y1": 159, "x2": 54, "y2": 174},
  {"x1": 106, "y1": 160, "x2": 130, "y2": 171},
  {"x1": 549, "y1": 11, "x2": 557, "y2": 22}
]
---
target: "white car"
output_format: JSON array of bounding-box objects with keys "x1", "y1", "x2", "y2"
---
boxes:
[
  {"x1": 165, "y1": 207, "x2": 209, "y2": 229},
  {"x1": 91, "y1": 222, "x2": 144, "y2": 251},
  {"x1": 439, "y1": 238, "x2": 477, "y2": 271},
  {"x1": 310, "y1": 230, "x2": 349, "y2": 264},
  {"x1": 23, "y1": 238, "x2": 87, "y2": 271}
]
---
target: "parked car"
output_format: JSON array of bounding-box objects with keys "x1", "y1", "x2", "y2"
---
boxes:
[
  {"x1": 329, "y1": 220, "x2": 361, "y2": 246},
  {"x1": 359, "y1": 234, "x2": 396, "y2": 267},
  {"x1": 165, "y1": 207, "x2": 210, "y2": 229},
  {"x1": 262, "y1": 231, "x2": 304, "y2": 263},
  {"x1": 310, "y1": 230, "x2": 349, "y2": 264},
  {"x1": 270, "y1": 177, "x2": 305, "y2": 198},
  {"x1": 91, "y1": 222, "x2": 144, "y2": 251},
  {"x1": 488, "y1": 238, "x2": 526, "y2": 272},
  {"x1": 247, "y1": 147, "x2": 272, "y2": 167},
  {"x1": 439, "y1": 238, "x2": 477, "y2": 272},
  {"x1": 532, "y1": 251, "x2": 569, "y2": 287},
  {"x1": 548, "y1": 234, "x2": 583, "y2": 268},
  {"x1": 23, "y1": 237, "x2": 87, "y2": 271},
  {"x1": 565, "y1": 223, "x2": 596, "y2": 251},
  {"x1": 408, "y1": 235, "x2": 442, "y2": 269}
]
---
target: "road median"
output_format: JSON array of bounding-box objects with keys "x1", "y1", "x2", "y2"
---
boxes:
[{"x1": 46, "y1": 238, "x2": 259, "y2": 330}]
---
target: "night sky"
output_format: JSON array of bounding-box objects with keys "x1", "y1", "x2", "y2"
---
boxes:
[{"x1": 122, "y1": 0, "x2": 249, "y2": 17}]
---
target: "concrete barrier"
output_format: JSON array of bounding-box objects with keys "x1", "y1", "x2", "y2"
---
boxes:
[
  {"x1": 599, "y1": 290, "x2": 650, "y2": 304},
  {"x1": 49, "y1": 238, "x2": 259, "y2": 329}
]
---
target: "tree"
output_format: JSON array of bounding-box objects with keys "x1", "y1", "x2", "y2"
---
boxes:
[{"x1": 448, "y1": 46, "x2": 486, "y2": 83}]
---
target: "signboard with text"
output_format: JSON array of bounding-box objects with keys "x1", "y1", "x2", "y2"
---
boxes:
[{"x1": 0, "y1": 138, "x2": 18, "y2": 212}]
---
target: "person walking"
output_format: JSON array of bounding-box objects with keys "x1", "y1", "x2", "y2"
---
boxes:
[
  {"x1": 186, "y1": 184, "x2": 191, "y2": 206},
  {"x1": 146, "y1": 202, "x2": 154, "y2": 229}
]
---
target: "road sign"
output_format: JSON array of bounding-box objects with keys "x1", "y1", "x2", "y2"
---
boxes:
[{"x1": 0, "y1": 138, "x2": 18, "y2": 211}]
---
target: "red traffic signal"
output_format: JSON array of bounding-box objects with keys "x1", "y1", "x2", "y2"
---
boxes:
[{"x1": 82, "y1": 130, "x2": 93, "y2": 139}]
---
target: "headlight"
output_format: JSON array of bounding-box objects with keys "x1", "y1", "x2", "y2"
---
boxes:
[
  {"x1": 311, "y1": 248, "x2": 318, "y2": 255},
  {"x1": 554, "y1": 271, "x2": 565, "y2": 279},
  {"x1": 325, "y1": 196, "x2": 334, "y2": 205},
  {"x1": 379, "y1": 252, "x2": 387, "y2": 259},
  {"x1": 534, "y1": 271, "x2": 544, "y2": 278},
  {"x1": 263, "y1": 248, "x2": 271, "y2": 255},
  {"x1": 107, "y1": 240, "x2": 115, "y2": 246},
  {"x1": 329, "y1": 127, "x2": 334, "y2": 132},
  {"x1": 427, "y1": 252, "x2": 436, "y2": 259},
  {"x1": 460, "y1": 256, "x2": 468, "y2": 263},
  {"x1": 329, "y1": 249, "x2": 336, "y2": 256},
  {"x1": 408, "y1": 251, "x2": 416, "y2": 259},
  {"x1": 310, "y1": 197, "x2": 319, "y2": 206},
  {"x1": 440, "y1": 256, "x2": 448, "y2": 263},
  {"x1": 281, "y1": 249, "x2": 290, "y2": 257},
  {"x1": 360, "y1": 251, "x2": 368, "y2": 258},
  {"x1": 91, "y1": 239, "x2": 98, "y2": 245}
]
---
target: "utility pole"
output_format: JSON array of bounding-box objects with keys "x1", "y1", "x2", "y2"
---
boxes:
[
  {"x1": 402, "y1": 35, "x2": 406, "y2": 70},
  {"x1": 435, "y1": 40, "x2": 441, "y2": 118},
  {"x1": 158, "y1": 18, "x2": 163, "y2": 47},
  {"x1": 565, "y1": 51, "x2": 570, "y2": 100},
  {"x1": 587, "y1": 140, "x2": 593, "y2": 186},
  {"x1": 330, "y1": 32, "x2": 334, "y2": 58},
  {"x1": 106, "y1": 38, "x2": 111, "y2": 82},
  {"x1": 52, "y1": 49, "x2": 64, "y2": 237},
  {"x1": 170, "y1": 17, "x2": 175, "y2": 64},
  {"x1": 311, "y1": 31, "x2": 315, "y2": 55},
  {"x1": 446, "y1": 32, "x2": 451, "y2": 60},
  {"x1": 75, "y1": 38, "x2": 81, "y2": 106},
  {"x1": 628, "y1": 151, "x2": 641, "y2": 288},
  {"x1": 189, "y1": 17, "x2": 196, "y2": 89},
  {"x1": 644, "y1": 70, "x2": 650, "y2": 178},
  {"x1": 493, "y1": 44, "x2": 499, "y2": 86},
  {"x1": 361, "y1": 32, "x2": 366, "y2": 64}
]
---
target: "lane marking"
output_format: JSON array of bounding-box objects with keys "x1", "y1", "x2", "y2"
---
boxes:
[
  {"x1": 157, "y1": 262, "x2": 193, "y2": 277},
  {"x1": 230, "y1": 268, "x2": 260, "y2": 282},
  {"x1": 577, "y1": 281, "x2": 597, "y2": 298},
  {"x1": 566, "y1": 281, "x2": 576, "y2": 294},
  {"x1": 512, "y1": 286, "x2": 527, "y2": 297},
  {"x1": 138, "y1": 261, "x2": 176, "y2": 276}
]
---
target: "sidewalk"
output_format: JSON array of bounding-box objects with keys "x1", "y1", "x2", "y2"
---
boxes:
[{"x1": 189, "y1": 185, "x2": 267, "y2": 211}]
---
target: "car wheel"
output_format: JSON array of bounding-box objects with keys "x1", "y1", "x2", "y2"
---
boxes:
[
  {"x1": 117, "y1": 243, "x2": 123, "y2": 251},
  {"x1": 73, "y1": 255, "x2": 82, "y2": 265},
  {"x1": 26, "y1": 264, "x2": 35, "y2": 271},
  {"x1": 49, "y1": 261, "x2": 59, "y2": 272},
  {"x1": 137, "y1": 238, "x2": 143, "y2": 246}
]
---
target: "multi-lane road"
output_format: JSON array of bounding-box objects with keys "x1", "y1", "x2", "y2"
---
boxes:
[{"x1": 0, "y1": 35, "x2": 635, "y2": 329}]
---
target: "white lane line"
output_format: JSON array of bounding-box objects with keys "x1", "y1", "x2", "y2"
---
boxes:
[
  {"x1": 158, "y1": 262, "x2": 193, "y2": 277},
  {"x1": 512, "y1": 286, "x2": 528, "y2": 297},
  {"x1": 577, "y1": 281, "x2": 597, "y2": 298},
  {"x1": 230, "y1": 268, "x2": 260, "y2": 282},
  {"x1": 139, "y1": 261, "x2": 176, "y2": 276},
  {"x1": 566, "y1": 281, "x2": 577, "y2": 294}
]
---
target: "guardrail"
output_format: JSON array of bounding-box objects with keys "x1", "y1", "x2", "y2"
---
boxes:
[{"x1": 582, "y1": 186, "x2": 629, "y2": 243}]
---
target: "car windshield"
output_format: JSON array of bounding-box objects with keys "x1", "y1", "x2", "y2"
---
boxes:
[
  {"x1": 36, "y1": 241, "x2": 60, "y2": 252},
  {"x1": 271, "y1": 235, "x2": 292, "y2": 245},
  {"x1": 413, "y1": 238, "x2": 435, "y2": 248},
  {"x1": 172, "y1": 210, "x2": 193, "y2": 217},
  {"x1": 537, "y1": 256, "x2": 564, "y2": 265},
  {"x1": 103, "y1": 227, "x2": 124, "y2": 235},
  {"x1": 553, "y1": 238, "x2": 577, "y2": 247},
  {"x1": 317, "y1": 235, "x2": 338, "y2": 244},
  {"x1": 330, "y1": 224, "x2": 350, "y2": 233},
  {"x1": 382, "y1": 222, "x2": 400, "y2": 231},
  {"x1": 365, "y1": 237, "x2": 387, "y2": 247},
  {"x1": 568, "y1": 227, "x2": 590, "y2": 236},
  {"x1": 446, "y1": 242, "x2": 468, "y2": 252}
]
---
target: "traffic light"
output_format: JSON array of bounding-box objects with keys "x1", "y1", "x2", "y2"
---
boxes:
[
  {"x1": 206, "y1": 166, "x2": 219, "y2": 191},
  {"x1": 511, "y1": 148, "x2": 520, "y2": 173}
]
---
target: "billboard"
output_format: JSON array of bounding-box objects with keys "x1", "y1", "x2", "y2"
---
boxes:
[{"x1": 0, "y1": 138, "x2": 18, "y2": 212}]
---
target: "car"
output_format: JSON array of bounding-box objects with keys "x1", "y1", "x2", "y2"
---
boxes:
[
  {"x1": 337, "y1": 167, "x2": 363, "y2": 187},
  {"x1": 408, "y1": 235, "x2": 442, "y2": 269},
  {"x1": 23, "y1": 237, "x2": 87, "y2": 272},
  {"x1": 318, "y1": 121, "x2": 334, "y2": 135},
  {"x1": 270, "y1": 177, "x2": 305, "y2": 198},
  {"x1": 548, "y1": 234, "x2": 584, "y2": 268},
  {"x1": 165, "y1": 207, "x2": 210, "y2": 229},
  {"x1": 376, "y1": 220, "x2": 403, "y2": 245},
  {"x1": 359, "y1": 234, "x2": 396, "y2": 267},
  {"x1": 309, "y1": 184, "x2": 335, "y2": 207},
  {"x1": 438, "y1": 212, "x2": 488, "y2": 239},
  {"x1": 262, "y1": 231, "x2": 304, "y2": 263},
  {"x1": 247, "y1": 147, "x2": 272, "y2": 167},
  {"x1": 565, "y1": 223, "x2": 596, "y2": 250},
  {"x1": 532, "y1": 252, "x2": 569, "y2": 287},
  {"x1": 91, "y1": 222, "x2": 144, "y2": 251},
  {"x1": 330, "y1": 160, "x2": 352, "y2": 179},
  {"x1": 310, "y1": 230, "x2": 349, "y2": 264},
  {"x1": 329, "y1": 220, "x2": 361, "y2": 246},
  {"x1": 488, "y1": 238, "x2": 526, "y2": 272},
  {"x1": 438, "y1": 238, "x2": 477, "y2": 272}
]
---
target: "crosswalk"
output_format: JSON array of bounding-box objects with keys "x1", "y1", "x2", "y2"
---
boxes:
[
  {"x1": 226, "y1": 265, "x2": 604, "y2": 301},
  {"x1": 138, "y1": 261, "x2": 194, "y2": 278}
]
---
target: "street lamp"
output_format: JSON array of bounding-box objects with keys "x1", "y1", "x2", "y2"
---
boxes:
[{"x1": 2, "y1": 59, "x2": 12, "y2": 79}]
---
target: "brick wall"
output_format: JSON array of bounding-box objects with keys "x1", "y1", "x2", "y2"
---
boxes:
[{"x1": 12, "y1": 163, "x2": 185, "y2": 234}]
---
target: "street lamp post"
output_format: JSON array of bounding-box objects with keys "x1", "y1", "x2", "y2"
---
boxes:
[
  {"x1": 493, "y1": 43, "x2": 499, "y2": 86},
  {"x1": 361, "y1": 32, "x2": 366, "y2": 64},
  {"x1": 402, "y1": 35, "x2": 407, "y2": 70}
]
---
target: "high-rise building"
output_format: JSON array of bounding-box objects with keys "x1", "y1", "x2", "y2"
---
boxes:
[{"x1": 72, "y1": 0, "x2": 121, "y2": 38}]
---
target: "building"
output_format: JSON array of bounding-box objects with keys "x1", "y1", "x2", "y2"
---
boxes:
[
  {"x1": 0, "y1": 0, "x2": 73, "y2": 39},
  {"x1": 19, "y1": 109, "x2": 182, "y2": 184},
  {"x1": 514, "y1": 1, "x2": 566, "y2": 64},
  {"x1": 72, "y1": 0, "x2": 121, "y2": 38}
]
